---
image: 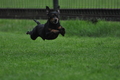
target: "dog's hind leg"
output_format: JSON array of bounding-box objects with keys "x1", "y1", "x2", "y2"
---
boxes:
[
  {"x1": 30, "y1": 33, "x2": 38, "y2": 40},
  {"x1": 26, "y1": 26, "x2": 38, "y2": 40}
]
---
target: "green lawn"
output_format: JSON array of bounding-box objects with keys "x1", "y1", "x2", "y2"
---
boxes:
[
  {"x1": 0, "y1": 19, "x2": 120, "y2": 80},
  {"x1": 0, "y1": 0, "x2": 119, "y2": 8}
]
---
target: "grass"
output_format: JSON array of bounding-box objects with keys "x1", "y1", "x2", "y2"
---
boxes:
[
  {"x1": 0, "y1": 0, "x2": 120, "y2": 8},
  {"x1": 0, "y1": 19, "x2": 120, "y2": 80},
  {"x1": 63, "y1": 20, "x2": 120, "y2": 37},
  {"x1": 59, "y1": 0, "x2": 120, "y2": 8}
]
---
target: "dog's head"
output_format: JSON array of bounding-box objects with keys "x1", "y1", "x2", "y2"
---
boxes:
[{"x1": 46, "y1": 6, "x2": 60, "y2": 24}]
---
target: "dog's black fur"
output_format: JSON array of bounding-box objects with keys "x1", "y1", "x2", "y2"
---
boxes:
[{"x1": 26, "y1": 6, "x2": 65, "y2": 40}]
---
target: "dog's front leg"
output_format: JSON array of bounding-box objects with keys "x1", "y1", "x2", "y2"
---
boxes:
[
  {"x1": 45, "y1": 28, "x2": 60, "y2": 39},
  {"x1": 46, "y1": 28, "x2": 59, "y2": 36},
  {"x1": 51, "y1": 29, "x2": 59, "y2": 33},
  {"x1": 58, "y1": 26, "x2": 65, "y2": 36},
  {"x1": 48, "y1": 28, "x2": 59, "y2": 33}
]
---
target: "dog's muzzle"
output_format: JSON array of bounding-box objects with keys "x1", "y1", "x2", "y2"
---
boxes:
[
  {"x1": 54, "y1": 18, "x2": 58, "y2": 24},
  {"x1": 50, "y1": 17, "x2": 59, "y2": 24}
]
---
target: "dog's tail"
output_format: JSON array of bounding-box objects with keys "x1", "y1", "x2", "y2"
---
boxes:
[{"x1": 33, "y1": 19, "x2": 40, "y2": 25}]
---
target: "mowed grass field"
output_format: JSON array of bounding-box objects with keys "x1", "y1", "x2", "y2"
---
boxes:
[
  {"x1": 0, "y1": 19, "x2": 120, "y2": 80},
  {"x1": 0, "y1": 0, "x2": 120, "y2": 8}
]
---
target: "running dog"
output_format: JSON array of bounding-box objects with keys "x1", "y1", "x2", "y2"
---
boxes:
[{"x1": 26, "y1": 6, "x2": 65, "y2": 40}]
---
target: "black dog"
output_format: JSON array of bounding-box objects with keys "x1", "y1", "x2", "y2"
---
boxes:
[{"x1": 26, "y1": 6, "x2": 65, "y2": 40}]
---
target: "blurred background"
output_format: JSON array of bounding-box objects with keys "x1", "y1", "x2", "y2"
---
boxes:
[
  {"x1": 0, "y1": 0, "x2": 120, "y2": 20},
  {"x1": 0, "y1": 0, "x2": 119, "y2": 9}
]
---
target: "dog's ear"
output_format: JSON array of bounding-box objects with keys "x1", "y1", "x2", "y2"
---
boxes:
[
  {"x1": 57, "y1": 6, "x2": 60, "y2": 14},
  {"x1": 46, "y1": 6, "x2": 50, "y2": 15}
]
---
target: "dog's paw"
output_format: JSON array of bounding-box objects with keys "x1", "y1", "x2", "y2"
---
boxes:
[{"x1": 59, "y1": 28, "x2": 65, "y2": 36}]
